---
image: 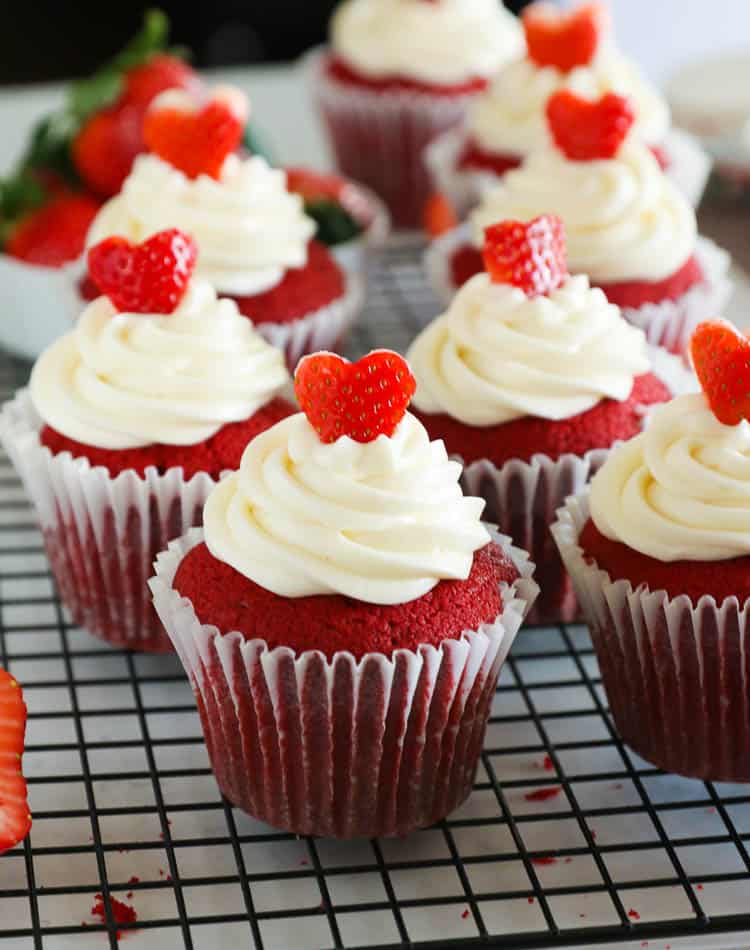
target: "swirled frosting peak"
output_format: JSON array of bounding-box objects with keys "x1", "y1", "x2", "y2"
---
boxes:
[
  {"x1": 331, "y1": 0, "x2": 524, "y2": 86},
  {"x1": 86, "y1": 153, "x2": 316, "y2": 296},
  {"x1": 30, "y1": 280, "x2": 289, "y2": 449},
  {"x1": 471, "y1": 141, "x2": 696, "y2": 283},
  {"x1": 590, "y1": 393, "x2": 750, "y2": 562},
  {"x1": 408, "y1": 272, "x2": 650, "y2": 425},
  {"x1": 203, "y1": 411, "x2": 490, "y2": 604}
]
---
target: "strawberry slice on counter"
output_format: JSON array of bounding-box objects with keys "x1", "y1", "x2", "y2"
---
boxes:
[{"x1": 0, "y1": 668, "x2": 31, "y2": 855}]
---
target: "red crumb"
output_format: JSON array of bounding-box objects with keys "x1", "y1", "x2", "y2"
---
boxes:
[
  {"x1": 628, "y1": 908, "x2": 641, "y2": 920},
  {"x1": 127, "y1": 877, "x2": 139, "y2": 886},
  {"x1": 612, "y1": 783, "x2": 624, "y2": 790},
  {"x1": 527, "y1": 897, "x2": 535, "y2": 904},
  {"x1": 564, "y1": 857, "x2": 573, "y2": 864},
  {"x1": 590, "y1": 830, "x2": 597, "y2": 841},
  {"x1": 40, "y1": 397, "x2": 294, "y2": 479},
  {"x1": 326, "y1": 53, "x2": 488, "y2": 96},
  {"x1": 579, "y1": 913, "x2": 586, "y2": 918},
  {"x1": 596, "y1": 254, "x2": 703, "y2": 308},
  {"x1": 706, "y1": 807, "x2": 717, "y2": 814},
  {"x1": 532, "y1": 856, "x2": 558, "y2": 866},
  {"x1": 174, "y1": 541, "x2": 517, "y2": 661},
  {"x1": 696, "y1": 884, "x2": 704, "y2": 891},
  {"x1": 524, "y1": 787, "x2": 562, "y2": 802},
  {"x1": 543, "y1": 756, "x2": 554, "y2": 771},
  {"x1": 90, "y1": 893, "x2": 137, "y2": 941},
  {"x1": 458, "y1": 139, "x2": 522, "y2": 176},
  {"x1": 126, "y1": 892, "x2": 133, "y2": 900},
  {"x1": 461, "y1": 909, "x2": 470, "y2": 920},
  {"x1": 299, "y1": 858, "x2": 309, "y2": 867},
  {"x1": 231, "y1": 240, "x2": 345, "y2": 325},
  {"x1": 159, "y1": 869, "x2": 165, "y2": 877},
  {"x1": 580, "y1": 519, "x2": 750, "y2": 605},
  {"x1": 448, "y1": 243, "x2": 704, "y2": 309},
  {"x1": 415, "y1": 373, "x2": 670, "y2": 467}
]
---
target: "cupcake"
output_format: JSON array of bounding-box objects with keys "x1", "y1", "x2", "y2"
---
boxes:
[
  {"x1": 409, "y1": 216, "x2": 691, "y2": 625},
  {"x1": 0, "y1": 11, "x2": 200, "y2": 361},
  {"x1": 426, "y1": 91, "x2": 731, "y2": 359},
  {"x1": 312, "y1": 0, "x2": 524, "y2": 229},
  {"x1": 150, "y1": 349, "x2": 538, "y2": 837},
  {"x1": 553, "y1": 320, "x2": 750, "y2": 781},
  {"x1": 82, "y1": 86, "x2": 363, "y2": 369},
  {"x1": 1, "y1": 228, "x2": 293, "y2": 653},
  {"x1": 426, "y1": 1, "x2": 710, "y2": 213}
]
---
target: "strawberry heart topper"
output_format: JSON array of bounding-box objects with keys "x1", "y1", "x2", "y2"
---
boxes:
[
  {"x1": 523, "y1": 2, "x2": 609, "y2": 73},
  {"x1": 546, "y1": 90, "x2": 635, "y2": 161},
  {"x1": 294, "y1": 351, "x2": 417, "y2": 444},
  {"x1": 690, "y1": 320, "x2": 750, "y2": 427},
  {"x1": 143, "y1": 85, "x2": 248, "y2": 180},
  {"x1": 87, "y1": 228, "x2": 198, "y2": 315},
  {"x1": 482, "y1": 215, "x2": 568, "y2": 297}
]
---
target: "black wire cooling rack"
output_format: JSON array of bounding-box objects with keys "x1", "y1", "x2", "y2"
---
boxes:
[{"x1": 1, "y1": 242, "x2": 750, "y2": 950}]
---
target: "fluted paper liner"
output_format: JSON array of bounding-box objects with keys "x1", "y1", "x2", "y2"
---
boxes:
[
  {"x1": 443, "y1": 350, "x2": 694, "y2": 626},
  {"x1": 552, "y1": 490, "x2": 750, "y2": 782},
  {"x1": 150, "y1": 528, "x2": 538, "y2": 838},
  {"x1": 424, "y1": 126, "x2": 712, "y2": 219},
  {"x1": 0, "y1": 390, "x2": 217, "y2": 652},
  {"x1": 310, "y1": 49, "x2": 484, "y2": 231},
  {"x1": 254, "y1": 269, "x2": 365, "y2": 372},
  {"x1": 425, "y1": 229, "x2": 732, "y2": 362}
]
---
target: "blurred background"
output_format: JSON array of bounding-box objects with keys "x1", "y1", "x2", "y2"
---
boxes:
[{"x1": 4, "y1": 0, "x2": 745, "y2": 87}]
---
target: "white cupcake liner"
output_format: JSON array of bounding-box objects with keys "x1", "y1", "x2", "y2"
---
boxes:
[
  {"x1": 0, "y1": 254, "x2": 85, "y2": 362},
  {"x1": 0, "y1": 390, "x2": 217, "y2": 653},
  {"x1": 618, "y1": 237, "x2": 732, "y2": 359},
  {"x1": 448, "y1": 348, "x2": 694, "y2": 626},
  {"x1": 254, "y1": 270, "x2": 365, "y2": 373},
  {"x1": 552, "y1": 490, "x2": 750, "y2": 782},
  {"x1": 310, "y1": 49, "x2": 486, "y2": 231},
  {"x1": 424, "y1": 229, "x2": 732, "y2": 362},
  {"x1": 424, "y1": 127, "x2": 713, "y2": 220},
  {"x1": 150, "y1": 527, "x2": 538, "y2": 838},
  {"x1": 329, "y1": 179, "x2": 391, "y2": 277}
]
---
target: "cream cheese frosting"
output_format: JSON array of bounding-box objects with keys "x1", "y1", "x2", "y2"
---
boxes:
[
  {"x1": 203, "y1": 411, "x2": 490, "y2": 604},
  {"x1": 469, "y1": 52, "x2": 669, "y2": 156},
  {"x1": 331, "y1": 0, "x2": 524, "y2": 86},
  {"x1": 590, "y1": 393, "x2": 750, "y2": 562},
  {"x1": 30, "y1": 280, "x2": 289, "y2": 450},
  {"x1": 86, "y1": 154, "x2": 316, "y2": 297},
  {"x1": 408, "y1": 272, "x2": 650, "y2": 425},
  {"x1": 471, "y1": 142, "x2": 696, "y2": 283}
]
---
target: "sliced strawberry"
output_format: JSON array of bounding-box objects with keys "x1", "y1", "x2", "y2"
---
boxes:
[
  {"x1": 122, "y1": 53, "x2": 200, "y2": 110},
  {"x1": 5, "y1": 193, "x2": 100, "y2": 267},
  {"x1": 143, "y1": 93, "x2": 245, "y2": 180},
  {"x1": 87, "y1": 228, "x2": 197, "y2": 314},
  {"x1": 424, "y1": 192, "x2": 458, "y2": 238},
  {"x1": 546, "y1": 90, "x2": 635, "y2": 161},
  {"x1": 523, "y1": 2, "x2": 609, "y2": 73},
  {"x1": 482, "y1": 215, "x2": 568, "y2": 297},
  {"x1": 690, "y1": 320, "x2": 750, "y2": 426},
  {"x1": 72, "y1": 101, "x2": 144, "y2": 198},
  {"x1": 294, "y1": 351, "x2": 416, "y2": 444},
  {"x1": 0, "y1": 668, "x2": 31, "y2": 855}
]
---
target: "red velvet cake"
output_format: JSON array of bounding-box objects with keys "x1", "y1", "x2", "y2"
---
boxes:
[{"x1": 150, "y1": 349, "x2": 538, "y2": 837}]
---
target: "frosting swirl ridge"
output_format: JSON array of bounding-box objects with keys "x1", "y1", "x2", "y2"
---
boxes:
[
  {"x1": 203, "y1": 411, "x2": 490, "y2": 604},
  {"x1": 590, "y1": 393, "x2": 750, "y2": 562}
]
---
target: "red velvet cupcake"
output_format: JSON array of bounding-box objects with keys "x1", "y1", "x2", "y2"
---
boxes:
[
  {"x1": 553, "y1": 321, "x2": 750, "y2": 781},
  {"x1": 150, "y1": 350, "x2": 538, "y2": 837},
  {"x1": 426, "y1": 1, "x2": 709, "y2": 215},
  {"x1": 1, "y1": 229, "x2": 294, "y2": 653},
  {"x1": 82, "y1": 85, "x2": 362, "y2": 369},
  {"x1": 426, "y1": 91, "x2": 730, "y2": 360},
  {"x1": 410, "y1": 217, "x2": 689, "y2": 624},
  {"x1": 312, "y1": 0, "x2": 523, "y2": 229}
]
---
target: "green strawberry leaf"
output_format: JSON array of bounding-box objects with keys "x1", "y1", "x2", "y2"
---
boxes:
[
  {"x1": 305, "y1": 198, "x2": 363, "y2": 246},
  {"x1": 24, "y1": 113, "x2": 80, "y2": 182},
  {"x1": 110, "y1": 8, "x2": 170, "y2": 71},
  {"x1": 67, "y1": 70, "x2": 123, "y2": 124},
  {"x1": 0, "y1": 171, "x2": 48, "y2": 246}
]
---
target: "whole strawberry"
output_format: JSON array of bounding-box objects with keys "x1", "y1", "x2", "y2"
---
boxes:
[
  {"x1": 87, "y1": 228, "x2": 198, "y2": 314},
  {"x1": 295, "y1": 351, "x2": 417, "y2": 444},
  {"x1": 482, "y1": 215, "x2": 568, "y2": 297},
  {"x1": 5, "y1": 193, "x2": 100, "y2": 266},
  {"x1": 0, "y1": 668, "x2": 31, "y2": 855}
]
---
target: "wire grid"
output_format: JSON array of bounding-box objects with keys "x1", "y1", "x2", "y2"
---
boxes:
[{"x1": 0, "y1": 243, "x2": 750, "y2": 950}]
